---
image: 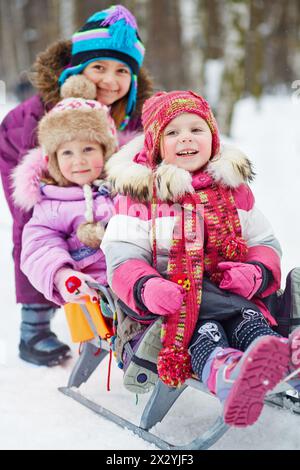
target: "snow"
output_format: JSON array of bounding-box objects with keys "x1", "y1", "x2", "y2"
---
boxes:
[
  {"x1": 231, "y1": 95, "x2": 300, "y2": 281},
  {"x1": 204, "y1": 59, "x2": 224, "y2": 109},
  {"x1": 1, "y1": 95, "x2": 300, "y2": 450}
]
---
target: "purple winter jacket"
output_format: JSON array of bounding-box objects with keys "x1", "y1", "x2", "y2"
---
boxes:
[
  {"x1": 0, "y1": 37, "x2": 152, "y2": 306},
  {"x1": 12, "y1": 147, "x2": 115, "y2": 306},
  {"x1": 0, "y1": 95, "x2": 142, "y2": 305},
  {"x1": 0, "y1": 96, "x2": 46, "y2": 304}
]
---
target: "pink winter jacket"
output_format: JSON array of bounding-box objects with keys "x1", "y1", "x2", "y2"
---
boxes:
[
  {"x1": 12, "y1": 148, "x2": 114, "y2": 305},
  {"x1": 101, "y1": 136, "x2": 282, "y2": 326}
]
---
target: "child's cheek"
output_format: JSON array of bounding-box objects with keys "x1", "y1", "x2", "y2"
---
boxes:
[
  {"x1": 161, "y1": 139, "x2": 176, "y2": 164},
  {"x1": 59, "y1": 161, "x2": 72, "y2": 179}
]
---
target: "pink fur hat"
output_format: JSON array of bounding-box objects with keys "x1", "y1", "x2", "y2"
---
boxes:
[{"x1": 38, "y1": 78, "x2": 118, "y2": 186}]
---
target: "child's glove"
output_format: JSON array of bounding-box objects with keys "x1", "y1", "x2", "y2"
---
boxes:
[
  {"x1": 141, "y1": 277, "x2": 185, "y2": 315},
  {"x1": 218, "y1": 261, "x2": 263, "y2": 300},
  {"x1": 54, "y1": 268, "x2": 99, "y2": 304}
]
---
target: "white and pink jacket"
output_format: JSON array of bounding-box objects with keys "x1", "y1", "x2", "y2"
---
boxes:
[{"x1": 101, "y1": 136, "x2": 282, "y2": 325}]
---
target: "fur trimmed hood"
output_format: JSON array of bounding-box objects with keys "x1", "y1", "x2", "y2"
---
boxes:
[
  {"x1": 11, "y1": 147, "x2": 48, "y2": 211},
  {"x1": 105, "y1": 135, "x2": 255, "y2": 202},
  {"x1": 30, "y1": 40, "x2": 154, "y2": 111}
]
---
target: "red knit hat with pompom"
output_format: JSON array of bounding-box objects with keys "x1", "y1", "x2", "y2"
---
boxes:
[{"x1": 141, "y1": 90, "x2": 220, "y2": 168}]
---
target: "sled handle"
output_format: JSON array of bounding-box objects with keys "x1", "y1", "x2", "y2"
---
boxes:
[{"x1": 86, "y1": 282, "x2": 117, "y2": 314}]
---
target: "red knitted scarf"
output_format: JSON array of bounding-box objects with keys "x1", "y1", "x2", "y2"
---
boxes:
[{"x1": 156, "y1": 179, "x2": 248, "y2": 387}]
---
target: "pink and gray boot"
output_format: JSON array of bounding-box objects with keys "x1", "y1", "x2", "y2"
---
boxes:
[{"x1": 202, "y1": 335, "x2": 290, "y2": 427}]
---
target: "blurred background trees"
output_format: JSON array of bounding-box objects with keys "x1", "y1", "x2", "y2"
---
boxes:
[{"x1": 0, "y1": 0, "x2": 299, "y2": 134}]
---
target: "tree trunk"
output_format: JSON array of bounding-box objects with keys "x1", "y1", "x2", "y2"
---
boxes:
[
  {"x1": 200, "y1": 0, "x2": 223, "y2": 61},
  {"x1": 0, "y1": 0, "x2": 18, "y2": 90},
  {"x1": 58, "y1": 0, "x2": 76, "y2": 39},
  {"x1": 245, "y1": 0, "x2": 264, "y2": 98},
  {"x1": 74, "y1": 0, "x2": 108, "y2": 29},
  {"x1": 217, "y1": 0, "x2": 249, "y2": 135},
  {"x1": 145, "y1": 0, "x2": 186, "y2": 90}
]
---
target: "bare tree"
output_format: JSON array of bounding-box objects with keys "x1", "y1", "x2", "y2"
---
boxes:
[
  {"x1": 287, "y1": 0, "x2": 300, "y2": 82},
  {"x1": 244, "y1": 0, "x2": 264, "y2": 98},
  {"x1": 74, "y1": 0, "x2": 109, "y2": 29},
  {"x1": 146, "y1": 0, "x2": 187, "y2": 90},
  {"x1": 217, "y1": 0, "x2": 249, "y2": 135},
  {"x1": 198, "y1": 0, "x2": 224, "y2": 110},
  {"x1": 0, "y1": 0, "x2": 18, "y2": 87},
  {"x1": 200, "y1": 0, "x2": 223, "y2": 61},
  {"x1": 58, "y1": 0, "x2": 76, "y2": 39}
]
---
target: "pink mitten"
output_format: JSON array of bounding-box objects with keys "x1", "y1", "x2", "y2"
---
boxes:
[
  {"x1": 218, "y1": 261, "x2": 263, "y2": 299},
  {"x1": 141, "y1": 277, "x2": 185, "y2": 315},
  {"x1": 54, "y1": 268, "x2": 99, "y2": 304}
]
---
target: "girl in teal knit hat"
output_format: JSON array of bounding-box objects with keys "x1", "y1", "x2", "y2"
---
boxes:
[
  {"x1": 0, "y1": 3, "x2": 153, "y2": 368},
  {"x1": 59, "y1": 5, "x2": 146, "y2": 130}
]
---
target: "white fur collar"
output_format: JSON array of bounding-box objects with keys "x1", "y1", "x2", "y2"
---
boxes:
[{"x1": 105, "y1": 135, "x2": 255, "y2": 202}]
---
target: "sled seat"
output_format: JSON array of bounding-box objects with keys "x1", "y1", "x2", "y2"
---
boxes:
[{"x1": 60, "y1": 282, "x2": 229, "y2": 450}]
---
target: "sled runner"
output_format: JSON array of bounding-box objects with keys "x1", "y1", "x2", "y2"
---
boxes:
[
  {"x1": 59, "y1": 283, "x2": 229, "y2": 450},
  {"x1": 59, "y1": 282, "x2": 300, "y2": 449},
  {"x1": 265, "y1": 389, "x2": 300, "y2": 415}
]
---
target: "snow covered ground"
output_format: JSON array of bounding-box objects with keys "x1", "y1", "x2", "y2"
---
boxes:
[{"x1": 1, "y1": 95, "x2": 300, "y2": 450}]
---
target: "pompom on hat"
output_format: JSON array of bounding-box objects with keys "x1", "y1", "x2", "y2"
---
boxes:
[
  {"x1": 141, "y1": 90, "x2": 220, "y2": 167},
  {"x1": 58, "y1": 5, "x2": 145, "y2": 130},
  {"x1": 38, "y1": 77, "x2": 118, "y2": 187}
]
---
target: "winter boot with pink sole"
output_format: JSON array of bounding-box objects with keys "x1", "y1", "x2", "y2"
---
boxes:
[{"x1": 202, "y1": 335, "x2": 290, "y2": 427}]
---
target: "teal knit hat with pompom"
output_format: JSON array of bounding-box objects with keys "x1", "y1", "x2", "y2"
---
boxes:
[{"x1": 58, "y1": 5, "x2": 145, "y2": 130}]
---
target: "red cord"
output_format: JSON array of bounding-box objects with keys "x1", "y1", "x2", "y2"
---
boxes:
[
  {"x1": 107, "y1": 348, "x2": 113, "y2": 392},
  {"x1": 94, "y1": 347, "x2": 102, "y2": 357}
]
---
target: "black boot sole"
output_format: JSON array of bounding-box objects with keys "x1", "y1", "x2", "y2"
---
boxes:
[{"x1": 19, "y1": 347, "x2": 72, "y2": 367}]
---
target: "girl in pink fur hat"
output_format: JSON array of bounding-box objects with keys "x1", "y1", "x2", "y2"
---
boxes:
[{"x1": 12, "y1": 85, "x2": 118, "y2": 366}]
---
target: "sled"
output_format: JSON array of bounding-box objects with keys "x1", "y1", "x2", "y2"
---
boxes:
[
  {"x1": 59, "y1": 283, "x2": 229, "y2": 450},
  {"x1": 265, "y1": 389, "x2": 300, "y2": 414},
  {"x1": 59, "y1": 283, "x2": 300, "y2": 449}
]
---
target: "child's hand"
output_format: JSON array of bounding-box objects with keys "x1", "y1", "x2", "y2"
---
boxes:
[
  {"x1": 141, "y1": 277, "x2": 185, "y2": 315},
  {"x1": 217, "y1": 261, "x2": 263, "y2": 299},
  {"x1": 54, "y1": 268, "x2": 99, "y2": 304}
]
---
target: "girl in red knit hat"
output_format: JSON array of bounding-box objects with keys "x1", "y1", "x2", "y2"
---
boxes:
[{"x1": 101, "y1": 90, "x2": 300, "y2": 428}]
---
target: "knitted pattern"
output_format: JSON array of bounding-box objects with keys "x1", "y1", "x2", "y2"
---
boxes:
[
  {"x1": 141, "y1": 91, "x2": 220, "y2": 167},
  {"x1": 58, "y1": 5, "x2": 145, "y2": 129},
  {"x1": 157, "y1": 181, "x2": 248, "y2": 387}
]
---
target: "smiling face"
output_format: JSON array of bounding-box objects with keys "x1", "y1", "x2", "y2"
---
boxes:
[
  {"x1": 56, "y1": 140, "x2": 104, "y2": 186},
  {"x1": 83, "y1": 59, "x2": 132, "y2": 106},
  {"x1": 159, "y1": 113, "x2": 213, "y2": 173}
]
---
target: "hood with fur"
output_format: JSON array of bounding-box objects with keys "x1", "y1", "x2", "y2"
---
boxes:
[
  {"x1": 105, "y1": 135, "x2": 255, "y2": 202},
  {"x1": 30, "y1": 40, "x2": 154, "y2": 111},
  {"x1": 12, "y1": 147, "x2": 49, "y2": 211}
]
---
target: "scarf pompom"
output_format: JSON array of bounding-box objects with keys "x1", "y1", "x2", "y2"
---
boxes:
[
  {"x1": 76, "y1": 221, "x2": 105, "y2": 248},
  {"x1": 157, "y1": 345, "x2": 192, "y2": 388},
  {"x1": 221, "y1": 235, "x2": 248, "y2": 262}
]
